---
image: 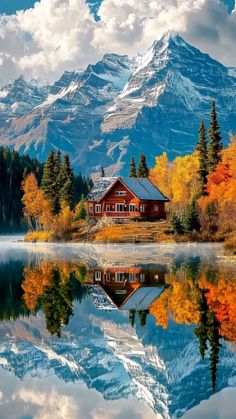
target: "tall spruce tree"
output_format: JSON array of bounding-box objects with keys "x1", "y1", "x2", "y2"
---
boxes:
[
  {"x1": 196, "y1": 120, "x2": 208, "y2": 195},
  {"x1": 101, "y1": 166, "x2": 105, "y2": 177},
  {"x1": 208, "y1": 101, "x2": 223, "y2": 173},
  {"x1": 137, "y1": 153, "x2": 149, "y2": 178},
  {"x1": 208, "y1": 311, "x2": 222, "y2": 392},
  {"x1": 59, "y1": 154, "x2": 73, "y2": 208},
  {"x1": 129, "y1": 157, "x2": 137, "y2": 178},
  {"x1": 41, "y1": 150, "x2": 56, "y2": 206}
]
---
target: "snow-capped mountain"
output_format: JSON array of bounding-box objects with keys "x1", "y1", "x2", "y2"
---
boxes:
[
  {"x1": 0, "y1": 76, "x2": 49, "y2": 127},
  {"x1": 1, "y1": 32, "x2": 236, "y2": 175},
  {"x1": 0, "y1": 298, "x2": 236, "y2": 419}
]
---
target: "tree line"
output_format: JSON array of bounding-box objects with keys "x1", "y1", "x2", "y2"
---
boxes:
[
  {"x1": 0, "y1": 148, "x2": 92, "y2": 232},
  {"x1": 150, "y1": 100, "x2": 236, "y2": 244}
]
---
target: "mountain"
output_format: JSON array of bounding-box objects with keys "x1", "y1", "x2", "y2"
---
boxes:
[
  {"x1": 0, "y1": 300, "x2": 236, "y2": 419},
  {"x1": 1, "y1": 32, "x2": 236, "y2": 175},
  {"x1": 0, "y1": 76, "x2": 49, "y2": 127}
]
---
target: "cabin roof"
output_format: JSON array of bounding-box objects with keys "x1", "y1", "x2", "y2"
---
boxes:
[
  {"x1": 86, "y1": 177, "x2": 169, "y2": 202},
  {"x1": 120, "y1": 286, "x2": 164, "y2": 310}
]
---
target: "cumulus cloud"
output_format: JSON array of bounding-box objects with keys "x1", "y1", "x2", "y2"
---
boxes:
[
  {"x1": 0, "y1": 0, "x2": 236, "y2": 86},
  {"x1": 12, "y1": 387, "x2": 79, "y2": 419}
]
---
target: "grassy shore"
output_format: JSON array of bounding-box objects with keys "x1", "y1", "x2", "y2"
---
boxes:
[{"x1": 25, "y1": 220, "x2": 176, "y2": 243}]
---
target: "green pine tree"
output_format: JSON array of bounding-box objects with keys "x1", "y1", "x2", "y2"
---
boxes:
[
  {"x1": 194, "y1": 289, "x2": 209, "y2": 359},
  {"x1": 208, "y1": 101, "x2": 223, "y2": 173},
  {"x1": 171, "y1": 212, "x2": 185, "y2": 235},
  {"x1": 137, "y1": 153, "x2": 149, "y2": 178},
  {"x1": 129, "y1": 309, "x2": 136, "y2": 327},
  {"x1": 101, "y1": 166, "x2": 105, "y2": 177},
  {"x1": 129, "y1": 157, "x2": 137, "y2": 178},
  {"x1": 196, "y1": 120, "x2": 208, "y2": 195},
  {"x1": 59, "y1": 154, "x2": 73, "y2": 209},
  {"x1": 184, "y1": 200, "x2": 201, "y2": 233},
  {"x1": 208, "y1": 311, "x2": 222, "y2": 392},
  {"x1": 41, "y1": 150, "x2": 56, "y2": 208},
  {"x1": 75, "y1": 195, "x2": 87, "y2": 220}
]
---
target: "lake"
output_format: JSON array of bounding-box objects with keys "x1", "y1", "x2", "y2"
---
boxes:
[{"x1": 0, "y1": 238, "x2": 236, "y2": 419}]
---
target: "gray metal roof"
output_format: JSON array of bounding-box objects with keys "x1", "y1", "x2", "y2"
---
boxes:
[
  {"x1": 86, "y1": 176, "x2": 169, "y2": 202},
  {"x1": 120, "y1": 177, "x2": 169, "y2": 201},
  {"x1": 120, "y1": 286, "x2": 164, "y2": 310}
]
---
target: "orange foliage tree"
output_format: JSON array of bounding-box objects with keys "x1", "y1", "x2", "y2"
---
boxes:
[
  {"x1": 198, "y1": 140, "x2": 236, "y2": 237},
  {"x1": 22, "y1": 173, "x2": 54, "y2": 231}
]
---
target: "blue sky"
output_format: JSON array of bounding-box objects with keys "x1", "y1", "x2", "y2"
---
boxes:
[{"x1": 0, "y1": 0, "x2": 37, "y2": 14}]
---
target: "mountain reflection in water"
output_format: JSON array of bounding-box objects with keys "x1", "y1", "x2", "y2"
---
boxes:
[{"x1": 0, "y1": 243, "x2": 235, "y2": 418}]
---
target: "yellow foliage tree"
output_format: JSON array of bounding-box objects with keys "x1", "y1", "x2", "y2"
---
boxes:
[
  {"x1": 150, "y1": 152, "x2": 200, "y2": 211},
  {"x1": 22, "y1": 173, "x2": 54, "y2": 231}
]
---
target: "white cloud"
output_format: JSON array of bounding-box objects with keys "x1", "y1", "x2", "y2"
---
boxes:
[
  {"x1": 12, "y1": 387, "x2": 79, "y2": 419},
  {"x1": 0, "y1": 0, "x2": 236, "y2": 86}
]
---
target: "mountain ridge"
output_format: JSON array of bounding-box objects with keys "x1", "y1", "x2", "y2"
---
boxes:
[{"x1": 0, "y1": 32, "x2": 236, "y2": 175}]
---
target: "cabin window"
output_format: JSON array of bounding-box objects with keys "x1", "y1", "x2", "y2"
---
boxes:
[
  {"x1": 140, "y1": 205, "x2": 146, "y2": 213},
  {"x1": 115, "y1": 191, "x2": 126, "y2": 196},
  {"x1": 129, "y1": 204, "x2": 136, "y2": 212},
  {"x1": 94, "y1": 271, "x2": 101, "y2": 281},
  {"x1": 154, "y1": 205, "x2": 159, "y2": 211},
  {"x1": 115, "y1": 203, "x2": 125, "y2": 212},
  {"x1": 140, "y1": 273, "x2": 145, "y2": 282},
  {"x1": 115, "y1": 272, "x2": 125, "y2": 282},
  {"x1": 129, "y1": 273, "x2": 136, "y2": 283},
  {"x1": 106, "y1": 205, "x2": 111, "y2": 211},
  {"x1": 95, "y1": 204, "x2": 101, "y2": 213},
  {"x1": 104, "y1": 273, "x2": 111, "y2": 282}
]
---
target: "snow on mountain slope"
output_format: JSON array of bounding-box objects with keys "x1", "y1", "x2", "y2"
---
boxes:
[{"x1": 1, "y1": 32, "x2": 236, "y2": 174}]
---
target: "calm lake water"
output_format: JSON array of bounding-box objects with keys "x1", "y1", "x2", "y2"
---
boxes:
[{"x1": 0, "y1": 237, "x2": 236, "y2": 419}]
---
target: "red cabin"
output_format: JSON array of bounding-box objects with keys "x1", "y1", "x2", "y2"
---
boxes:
[{"x1": 85, "y1": 177, "x2": 169, "y2": 220}]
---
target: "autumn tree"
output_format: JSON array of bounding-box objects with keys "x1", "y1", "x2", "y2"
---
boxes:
[
  {"x1": 137, "y1": 153, "x2": 149, "y2": 178},
  {"x1": 22, "y1": 173, "x2": 53, "y2": 231},
  {"x1": 208, "y1": 100, "x2": 223, "y2": 173},
  {"x1": 129, "y1": 157, "x2": 137, "y2": 178},
  {"x1": 149, "y1": 152, "x2": 172, "y2": 199}
]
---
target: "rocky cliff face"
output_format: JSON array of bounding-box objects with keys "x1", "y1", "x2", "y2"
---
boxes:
[{"x1": 0, "y1": 32, "x2": 236, "y2": 175}]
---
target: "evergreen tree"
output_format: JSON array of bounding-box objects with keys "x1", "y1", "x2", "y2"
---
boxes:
[
  {"x1": 41, "y1": 150, "x2": 56, "y2": 204},
  {"x1": 171, "y1": 212, "x2": 185, "y2": 235},
  {"x1": 137, "y1": 153, "x2": 149, "y2": 178},
  {"x1": 101, "y1": 166, "x2": 105, "y2": 177},
  {"x1": 75, "y1": 195, "x2": 87, "y2": 220},
  {"x1": 129, "y1": 157, "x2": 137, "y2": 178},
  {"x1": 208, "y1": 101, "x2": 223, "y2": 173},
  {"x1": 138, "y1": 310, "x2": 149, "y2": 327},
  {"x1": 184, "y1": 200, "x2": 201, "y2": 233},
  {"x1": 194, "y1": 290, "x2": 209, "y2": 359},
  {"x1": 129, "y1": 309, "x2": 136, "y2": 327},
  {"x1": 196, "y1": 120, "x2": 208, "y2": 195},
  {"x1": 59, "y1": 154, "x2": 73, "y2": 209},
  {"x1": 208, "y1": 311, "x2": 222, "y2": 392}
]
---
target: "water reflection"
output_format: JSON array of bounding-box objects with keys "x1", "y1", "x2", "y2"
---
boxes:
[{"x1": 0, "y1": 243, "x2": 235, "y2": 418}]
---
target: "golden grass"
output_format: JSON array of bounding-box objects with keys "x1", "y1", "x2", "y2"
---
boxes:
[
  {"x1": 92, "y1": 221, "x2": 174, "y2": 243},
  {"x1": 24, "y1": 231, "x2": 54, "y2": 242}
]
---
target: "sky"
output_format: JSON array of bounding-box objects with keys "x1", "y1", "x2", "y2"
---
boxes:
[{"x1": 0, "y1": 0, "x2": 236, "y2": 87}]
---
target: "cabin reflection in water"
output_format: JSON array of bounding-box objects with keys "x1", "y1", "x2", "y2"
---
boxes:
[{"x1": 86, "y1": 264, "x2": 168, "y2": 325}]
